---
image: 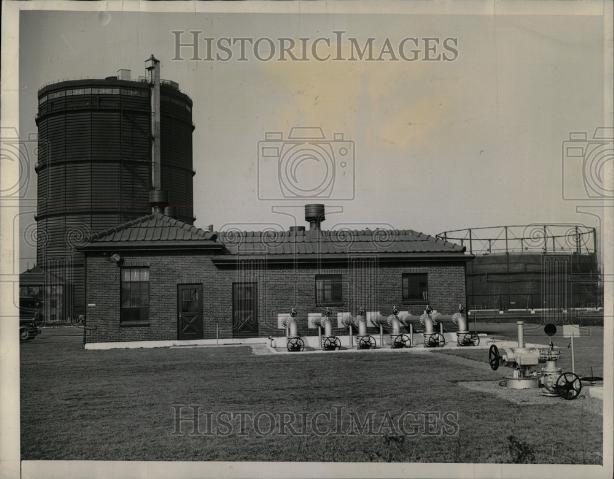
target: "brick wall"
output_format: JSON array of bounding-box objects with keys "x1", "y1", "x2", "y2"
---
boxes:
[{"x1": 85, "y1": 252, "x2": 467, "y2": 343}]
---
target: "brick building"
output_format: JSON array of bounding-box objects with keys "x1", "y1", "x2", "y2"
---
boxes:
[{"x1": 80, "y1": 205, "x2": 471, "y2": 343}]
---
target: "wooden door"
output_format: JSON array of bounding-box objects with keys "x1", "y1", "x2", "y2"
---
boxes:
[
  {"x1": 232, "y1": 282, "x2": 258, "y2": 337},
  {"x1": 177, "y1": 284, "x2": 203, "y2": 340}
]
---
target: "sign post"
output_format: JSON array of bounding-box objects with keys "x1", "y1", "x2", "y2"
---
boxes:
[{"x1": 562, "y1": 324, "x2": 583, "y2": 374}]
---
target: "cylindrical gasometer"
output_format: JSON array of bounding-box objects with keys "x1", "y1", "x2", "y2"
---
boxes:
[{"x1": 35, "y1": 73, "x2": 195, "y2": 316}]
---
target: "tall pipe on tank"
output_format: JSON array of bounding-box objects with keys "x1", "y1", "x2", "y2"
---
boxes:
[
  {"x1": 517, "y1": 321, "x2": 525, "y2": 349},
  {"x1": 146, "y1": 54, "x2": 168, "y2": 212}
]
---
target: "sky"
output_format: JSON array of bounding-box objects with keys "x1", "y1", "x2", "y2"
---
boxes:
[{"x1": 18, "y1": 10, "x2": 606, "y2": 269}]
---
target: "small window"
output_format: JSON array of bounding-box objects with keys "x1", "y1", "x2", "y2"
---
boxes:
[
  {"x1": 120, "y1": 267, "x2": 150, "y2": 323},
  {"x1": 402, "y1": 273, "x2": 428, "y2": 303},
  {"x1": 315, "y1": 274, "x2": 343, "y2": 306}
]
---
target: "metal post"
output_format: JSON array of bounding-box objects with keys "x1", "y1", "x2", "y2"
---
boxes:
[
  {"x1": 517, "y1": 321, "x2": 524, "y2": 348},
  {"x1": 146, "y1": 55, "x2": 161, "y2": 192},
  {"x1": 349, "y1": 324, "x2": 353, "y2": 348},
  {"x1": 216, "y1": 323, "x2": 219, "y2": 345},
  {"x1": 571, "y1": 335, "x2": 576, "y2": 373},
  {"x1": 379, "y1": 324, "x2": 383, "y2": 347},
  {"x1": 504, "y1": 226, "x2": 509, "y2": 254},
  {"x1": 468, "y1": 229, "x2": 473, "y2": 255},
  {"x1": 409, "y1": 323, "x2": 413, "y2": 346},
  {"x1": 543, "y1": 225, "x2": 548, "y2": 253}
]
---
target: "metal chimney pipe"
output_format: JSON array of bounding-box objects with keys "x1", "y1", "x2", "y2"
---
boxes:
[{"x1": 146, "y1": 54, "x2": 167, "y2": 213}]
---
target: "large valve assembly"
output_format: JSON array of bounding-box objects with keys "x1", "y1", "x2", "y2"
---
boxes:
[
  {"x1": 281, "y1": 304, "x2": 481, "y2": 352},
  {"x1": 319, "y1": 308, "x2": 341, "y2": 351},
  {"x1": 420, "y1": 305, "x2": 446, "y2": 348},
  {"x1": 488, "y1": 321, "x2": 582, "y2": 400},
  {"x1": 452, "y1": 305, "x2": 480, "y2": 347},
  {"x1": 355, "y1": 309, "x2": 377, "y2": 350},
  {"x1": 285, "y1": 308, "x2": 304, "y2": 352},
  {"x1": 388, "y1": 306, "x2": 412, "y2": 348}
]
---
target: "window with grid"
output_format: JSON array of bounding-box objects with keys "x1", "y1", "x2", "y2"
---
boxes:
[
  {"x1": 315, "y1": 274, "x2": 343, "y2": 306},
  {"x1": 120, "y1": 267, "x2": 150, "y2": 323},
  {"x1": 402, "y1": 273, "x2": 428, "y2": 303}
]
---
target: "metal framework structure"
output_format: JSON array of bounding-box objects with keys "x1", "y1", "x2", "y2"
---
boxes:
[{"x1": 436, "y1": 224, "x2": 596, "y2": 256}]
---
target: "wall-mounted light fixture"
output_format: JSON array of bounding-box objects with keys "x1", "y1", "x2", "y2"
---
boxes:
[{"x1": 108, "y1": 253, "x2": 123, "y2": 266}]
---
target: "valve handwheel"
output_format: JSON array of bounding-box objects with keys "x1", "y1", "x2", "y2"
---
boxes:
[
  {"x1": 393, "y1": 334, "x2": 411, "y2": 349},
  {"x1": 322, "y1": 336, "x2": 341, "y2": 351},
  {"x1": 555, "y1": 372, "x2": 582, "y2": 400},
  {"x1": 489, "y1": 344, "x2": 501, "y2": 370},
  {"x1": 426, "y1": 333, "x2": 445, "y2": 348},
  {"x1": 358, "y1": 335, "x2": 376, "y2": 349},
  {"x1": 287, "y1": 337, "x2": 304, "y2": 352}
]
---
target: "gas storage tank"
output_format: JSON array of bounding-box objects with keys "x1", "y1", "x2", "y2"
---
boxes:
[{"x1": 35, "y1": 69, "x2": 195, "y2": 317}]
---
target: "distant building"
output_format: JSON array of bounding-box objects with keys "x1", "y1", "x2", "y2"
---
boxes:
[
  {"x1": 437, "y1": 225, "x2": 602, "y2": 311},
  {"x1": 80, "y1": 205, "x2": 471, "y2": 343}
]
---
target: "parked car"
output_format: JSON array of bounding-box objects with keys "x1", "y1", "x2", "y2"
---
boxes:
[{"x1": 20, "y1": 317, "x2": 41, "y2": 341}]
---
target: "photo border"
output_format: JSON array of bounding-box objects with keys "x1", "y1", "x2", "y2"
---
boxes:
[{"x1": 1, "y1": 1, "x2": 612, "y2": 478}]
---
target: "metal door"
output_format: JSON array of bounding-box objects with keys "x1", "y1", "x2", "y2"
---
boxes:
[
  {"x1": 232, "y1": 282, "x2": 258, "y2": 337},
  {"x1": 177, "y1": 284, "x2": 203, "y2": 340}
]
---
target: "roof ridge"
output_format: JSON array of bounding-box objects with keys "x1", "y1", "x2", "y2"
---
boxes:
[
  {"x1": 88, "y1": 213, "x2": 157, "y2": 242},
  {"x1": 87, "y1": 212, "x2": 216, "y2": 244}
]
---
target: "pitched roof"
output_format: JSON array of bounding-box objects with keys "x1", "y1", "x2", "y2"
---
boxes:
[
  {"x1": 80, "y1": 213, "x2": 468, "y2": 259},
  {"x1": 20, "y1": 265, "x2": 64, "y2": 284},
  {"x1": 218, "y1": 228, "x2": 466, "y2": 256},
  {"x1": 80, "y1": 213, "x2": 221, "y2": 250}
]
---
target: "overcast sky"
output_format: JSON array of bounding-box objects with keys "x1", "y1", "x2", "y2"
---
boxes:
[{"x1": 19, "y1": 10, "x2": 605, "y2": 268}]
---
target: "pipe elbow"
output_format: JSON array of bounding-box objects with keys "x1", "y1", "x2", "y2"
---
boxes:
[{"x1": 287, "y1": 317, "x2": 298, "y2": 337}]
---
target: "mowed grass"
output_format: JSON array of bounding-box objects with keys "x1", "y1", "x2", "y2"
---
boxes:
[{"x1": 21, "y1": 327, "x2": 602, "y2": 463}]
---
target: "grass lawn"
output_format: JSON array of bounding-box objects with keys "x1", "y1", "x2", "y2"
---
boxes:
[{"x1": 20, "y1": 325, "x2": 603, "y2": 463}]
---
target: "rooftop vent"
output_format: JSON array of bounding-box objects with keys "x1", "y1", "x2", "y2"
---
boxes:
[{"x1": 305, "y1": 204, "x2": 325, "y2": 231}]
